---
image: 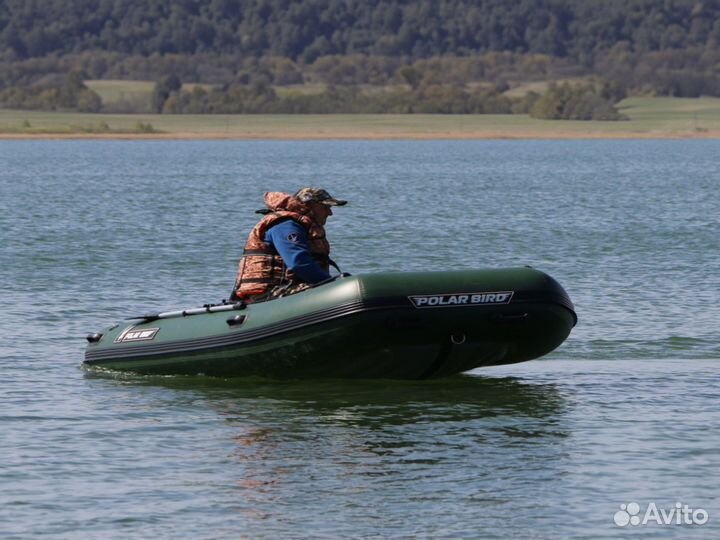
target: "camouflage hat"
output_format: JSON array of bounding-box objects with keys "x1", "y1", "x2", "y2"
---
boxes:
[{"x1": 294, "y1": 187, "x2": 347, "y2": 206}]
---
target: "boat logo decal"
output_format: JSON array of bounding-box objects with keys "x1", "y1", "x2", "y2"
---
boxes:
[
  {"x1": 114, "y1": 326, "x2": 160, "y2": 343},
  {"x1": 408, "y1": 291, "x2": 514, "y2": 308}
]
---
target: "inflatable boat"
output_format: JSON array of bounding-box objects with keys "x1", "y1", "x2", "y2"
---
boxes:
[{"x1": 83, "y1": 267, "x2": 576, "y2": 379}]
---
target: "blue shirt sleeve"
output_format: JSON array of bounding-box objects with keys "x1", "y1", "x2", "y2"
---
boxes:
[{"x1": 264, "y1": 220, "x2": 332, "y2": 283}]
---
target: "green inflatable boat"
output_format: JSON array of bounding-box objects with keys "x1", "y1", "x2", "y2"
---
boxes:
[{"x1": 83, "y1": 268, "x2": 576, "y2": 379}]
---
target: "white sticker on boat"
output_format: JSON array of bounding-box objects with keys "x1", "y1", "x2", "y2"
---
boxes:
[
  {"x1": 114, "y1": 326, "x2": 160, "y2": 343},
  {"x1": 408, "y1": 291, "x2": 514, "y2": 308}
]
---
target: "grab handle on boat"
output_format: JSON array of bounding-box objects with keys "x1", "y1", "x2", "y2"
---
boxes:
[
  {"x1": 86, "y1": 332, "x2": 103, "y2": 343},
  {"x1": 450, "y1": 333, "x2": 466, "y2": 345},
  {"x1": 227, "y1": 315, "x2": 247, "y2": 327}
]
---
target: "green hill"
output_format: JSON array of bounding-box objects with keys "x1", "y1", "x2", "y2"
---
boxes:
[
  {"x1": 2, "y1": 0, "x2": 719, "y2": 63},
  {"x1": 1, "y1": 0, "x2": 719, "y2": 114}
]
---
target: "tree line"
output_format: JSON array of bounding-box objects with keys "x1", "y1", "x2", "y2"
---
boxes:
[
  {"x1": 0, "y1": 67, "x2": 626, "y2": 120},
  {"x1": 152, "y1": 75, "x2": 525, "y2": 114},
  {"x1": 2, "y1": 0, "x2": 719, "y2": 63},
  {"x1": 1, "y1": 0, "x2": 718, "y2": 115},
  {"x1": 0, "y1": 70, "x2": 102, "y2": 112},
  {"x1": 148, "y1": 74, "x2": 623, "y2": 119},
  {"x1": 2, "y1": 46, "x2": 719, "y2": 98}
]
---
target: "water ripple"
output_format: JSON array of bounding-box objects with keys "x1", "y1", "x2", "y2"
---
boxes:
[{"x1": 1, "y1": 140, "x2": 718, "y2": 539}]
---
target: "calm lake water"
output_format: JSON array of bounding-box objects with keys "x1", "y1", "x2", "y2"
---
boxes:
[{"x1": 1, "y1": 139, "x2": 718, "y2": 539}]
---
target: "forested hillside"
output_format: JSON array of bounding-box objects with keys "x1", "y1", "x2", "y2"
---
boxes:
[
  {"x1": 1, "y1": 0, "x2": 719, "y2": 115},
  {"x1": 2, "y1": 0, "x2": 718, "y2": 61}
]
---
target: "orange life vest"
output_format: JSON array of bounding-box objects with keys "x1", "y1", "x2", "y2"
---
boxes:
[{"x1": 233, "y1": 192, "x2": 330, "y2": 300}]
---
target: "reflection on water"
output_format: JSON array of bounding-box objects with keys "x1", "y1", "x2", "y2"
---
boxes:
[
  {"x1": 85, "y1": 371, "x2": 568, "y2": 426},
  {"x1": 83, "y1": 371, "x2": 572, "y2": 537}
]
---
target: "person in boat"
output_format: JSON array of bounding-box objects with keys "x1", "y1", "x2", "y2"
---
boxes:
[{"x1": 231, "y1": 187, "x2": 347, "y2": 303}]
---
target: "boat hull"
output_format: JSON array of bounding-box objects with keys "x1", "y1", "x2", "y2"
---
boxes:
[{"x1": 84, "y1": 268, "x2": 576, "y2": 379}]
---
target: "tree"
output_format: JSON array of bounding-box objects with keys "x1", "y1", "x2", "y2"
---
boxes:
[
  {"x1": 398, "y1": 66, "x2": 422, "y2": 89},
  {"x1": 77, "y1": 89, "x2": 103, "y2": 112},
  {"x1": 152, "y1": 74, "x2": 182, "y2": 113},
  {"x1": 530, "y1": 83, "x2": 626, "y2": 121}
]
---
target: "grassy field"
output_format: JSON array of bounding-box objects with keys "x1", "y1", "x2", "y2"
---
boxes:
[
  {"x1": 2, "y1": 96, "x2": 720, "y2": 139},
  {"x1": 85, "y1": 80, "x2": 217, "y2": 113},
  {"x1": 85, "y1": 79, "x2": 156, "y2": 104}
]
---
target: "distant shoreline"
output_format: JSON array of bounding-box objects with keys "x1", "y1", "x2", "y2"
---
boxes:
[
  {"x1": 1, "y1": 130, "x2": 719, "y2": 140},
  {"x1": 2, "y1": 97, "x2": 720, "y2": 140}
]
